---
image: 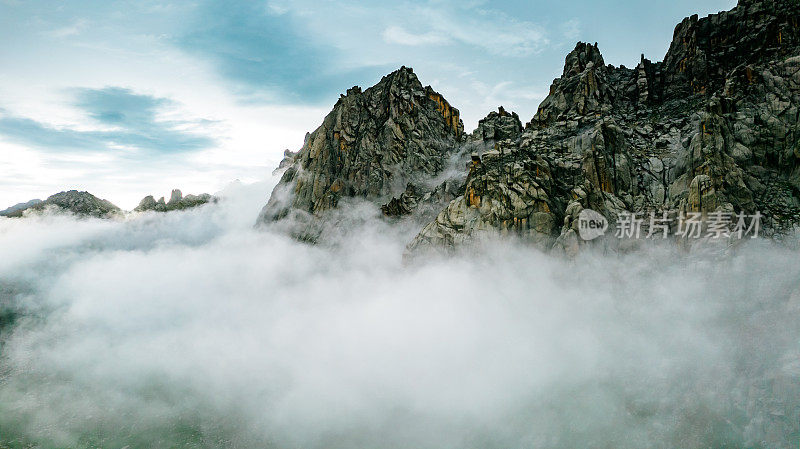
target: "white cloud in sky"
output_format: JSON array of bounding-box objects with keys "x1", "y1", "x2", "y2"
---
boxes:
[
  {"x1": 47, "y1": 19, "x2": 88, "y2": 38},
  {"x1": 0, "y1": 6, "x2": 328, "y2": 209},
  {"x1": 408, "y1": 3, "x2": 549, "y2": 58},
  {"x1": 561, "y1": 18, "x2": 581, "y2": 40},
  {"x1": 364, "y1": 1, "x2": 551, "y2": 58},
  {"x1": 382, "y1": 25, "x2": 451, "y2": 46}
]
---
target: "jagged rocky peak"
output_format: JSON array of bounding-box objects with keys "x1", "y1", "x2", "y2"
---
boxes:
[
  {"x1": 663, "y1": 0, "x2": 799, "y2": 101},
  {"x1": 168, "y1": 189, "x2": 183, "y2": 205},
  {"x1": 563, "y1": 42, "x2": 606, "y2": 77},
  {"x1": 472, "y1": 106, "x2": 523, "y2": 142},
  {"x1": 1, "y1": 190, "x2": 120, "y2": 219},
  {"x1": 532, "y1": 0, "x2": 800, "y2": 127},
  {"x1": 135, "y1": 189, "x2": 214, "y2": 212},
  {"x1": 258, "y1": 66, "x2": 465, "y2": 224},
  {"x1": 531, "y1": 41, "x2": 619, "y2": 125},
  {"x1": 408, "y1": 0, "x2": 800, "y2": 260}
]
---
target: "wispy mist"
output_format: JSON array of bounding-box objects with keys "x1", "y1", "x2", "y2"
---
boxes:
[{"x1": 0, "y1": 177, "x2": 798, "y2": 448}]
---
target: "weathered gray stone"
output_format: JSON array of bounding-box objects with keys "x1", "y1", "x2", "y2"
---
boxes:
[
  {"x1": 471, "y1": 106, "x2": 523, "y2": 142},
  {"x1": 258, "y1": 66, "x2": 464, "y2": 230}
]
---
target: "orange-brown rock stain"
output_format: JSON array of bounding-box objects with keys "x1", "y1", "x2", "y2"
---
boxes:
[
  {"x1": 600, "y1": 177, "x2": 613, "y2": 193},
  {"x1": 329, "y1": 180, "x2": 344, "y2": 193},
  {"x1": 534, "y1": 201, "x2": 551, "y2": 213},
  {"x1": 468, "y1": 188, "x2": 481, "y2": 207},
  {"x1": 333, "y1": 131, "x2": 348, "y2": 152},
  {"x1": 427, "y1": 92, "x2": 461, "y2": 137}
]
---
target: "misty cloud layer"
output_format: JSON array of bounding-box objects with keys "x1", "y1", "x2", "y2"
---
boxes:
[{"x1": 0, "y1": 178, "x2": 798, "y2": 448}]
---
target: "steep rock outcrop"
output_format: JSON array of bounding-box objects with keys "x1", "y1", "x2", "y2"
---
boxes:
[
  {"x1": 409, "y1": 141, "x2": 558, "y2": 253},
  {"x1": 258, "y1": 66, "x2": 464, "y2": 226}
]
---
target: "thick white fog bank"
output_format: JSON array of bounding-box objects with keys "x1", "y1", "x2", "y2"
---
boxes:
[{"x1": 0, "y1": 180, "x2": 799, "y2": 448}]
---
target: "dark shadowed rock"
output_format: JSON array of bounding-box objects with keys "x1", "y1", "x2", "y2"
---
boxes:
[{"x1": 381, "y1": 184, "x2": 420, "y2": 217}]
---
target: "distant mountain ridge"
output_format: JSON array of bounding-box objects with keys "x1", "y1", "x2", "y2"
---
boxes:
[
  {"x1": 0, "y1": 199, "x2": 42, "y2": 217},
  {"x1": 0, "y1": 191, "x2": 120, "y2": 219},
  {"x1": 1, "y1": 189, "x2": 214, "y2": 218},
  {"x1": 134, "y1": 189, "x2": 214, "y2": 212}
]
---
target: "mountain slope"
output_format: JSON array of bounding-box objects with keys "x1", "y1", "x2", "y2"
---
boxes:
[
  {"x1": 1, "y1": 190, "x2": 120, "y2": 219},
  {"x1": 258, "y1": 66, "x2": 464, "y2": 228},
  {"x1": 408, "y1": 0, "x2": 800, "y2": 255}
]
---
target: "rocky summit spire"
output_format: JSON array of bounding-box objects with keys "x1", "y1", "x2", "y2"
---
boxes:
[
  {"x1": 532, "y1": 42, "x2": 613, "y2": 125},
  {"x1": 562, "y1": 42, "x2": 605, "y2": 78},
  {"x1": 407, "y1": 0, "x2": 800, "y2": 259},
  {"x1": 258, "y1": 66, "x2": 464, "y2": 224},
  {"x1": 471, "y1": 106, "x2": 523, "y2": 142}
]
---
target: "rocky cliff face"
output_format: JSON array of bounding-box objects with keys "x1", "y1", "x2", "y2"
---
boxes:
[
  {"x1": 258, "y1": 0, "x2": 800, "y2": 255},
  {"x1": 258, "y1": 66, "x2": 464, "y2": 231},
  {"x1": 0, "y1": 191, "x2": 121, "y2": 219},
  {"x1": 408, "y1": 0, "x2": 800, "y2": 255}
]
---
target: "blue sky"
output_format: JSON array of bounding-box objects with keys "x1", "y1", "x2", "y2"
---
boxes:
[
  {"x1": 0, "y1": 0, "x2": 736, "y2": 208},
  {"x1": 0, "y1": 87, "x2": 215, "y2": 152}
]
